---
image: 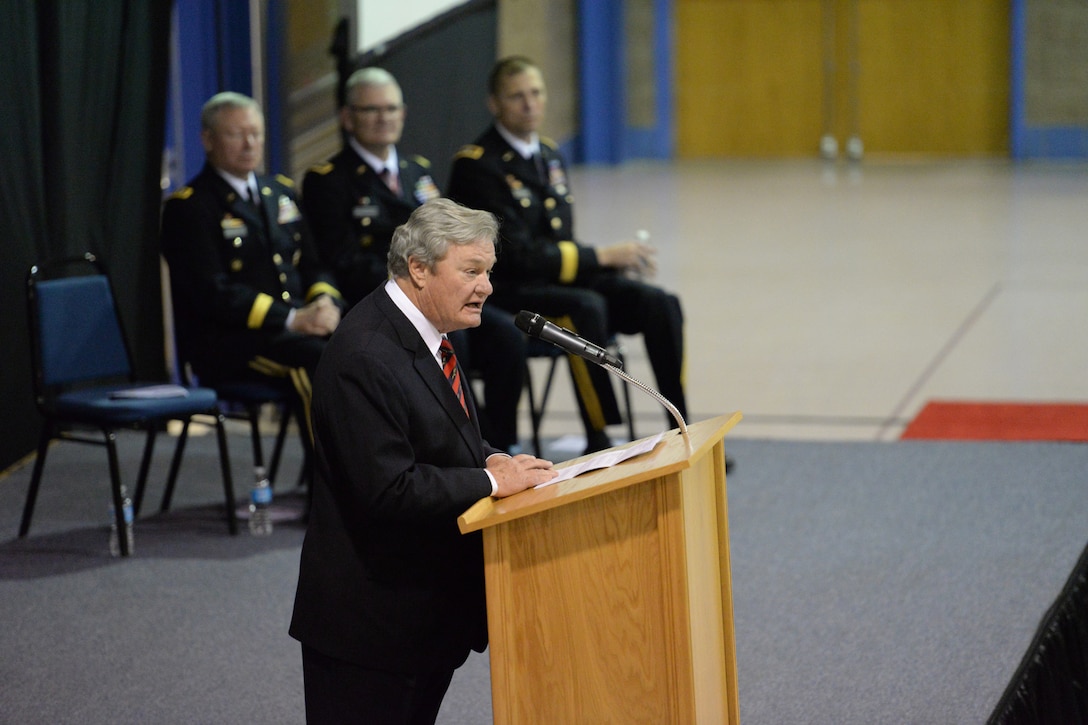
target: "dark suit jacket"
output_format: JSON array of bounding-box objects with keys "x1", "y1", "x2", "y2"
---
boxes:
[
  {"x1": 302, "y1": 146, "x2": 440, "y2": 305},
  {"x1": 289, "y1": 285, "x2": 498, "y2": 674},
  {"x1": 446, "y1": 125, "x2": 604, "y2": 294},
  {"x1": 160, "y1": 163, "x2": 342, "y2": 379}
]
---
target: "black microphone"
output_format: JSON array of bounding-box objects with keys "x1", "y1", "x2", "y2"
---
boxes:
[{"x1": 514, "y1": 310, "x2": 623, "y2": 368}]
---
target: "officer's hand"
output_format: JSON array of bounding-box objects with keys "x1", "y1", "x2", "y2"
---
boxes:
[
  {"x1": 597, "y1": 241, "x2": 657, "y2": 278},
  {"x1": 289, "y1": 295, "x2": 341, "y2": 336}
]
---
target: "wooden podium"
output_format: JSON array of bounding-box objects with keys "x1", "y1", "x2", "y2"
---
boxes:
[{"x1": 459, "y1": 412, "x2": 742, "y2": 724}]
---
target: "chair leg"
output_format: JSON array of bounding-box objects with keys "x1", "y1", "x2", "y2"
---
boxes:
[
  {"x1": 526, "y1": 352, "x2": 561, "y2": 455},
  {"x1": 614, "y1": 346, "x2": 636, "y2": 441},
  {"x1": 18, "y1": 425, "x2": 54, "y2": 538},
  {"x1": 104, "y1": 430, "x2": 132, "y2": 557},
  {"x1": 246, "y1": 403, "x2": 266, "y2": 472},
  {"x1": 267, "y1": 404, "x2": 291, "y2": 485},
  {"x1": 132, "y1": 427, "x2": 159, "y2": 516},
  {"x1": 292, "y1": 400, "x2": 315, "y2": 491},
  {"x1": 159, "y1": 420, "x2": 189, "y2": 513},
  {"x1": 539, "y1": 355, "x2": 561, "y2": 421},
  {"x1": 212, "y1": 412, "x2": 238, "y2": 535}
]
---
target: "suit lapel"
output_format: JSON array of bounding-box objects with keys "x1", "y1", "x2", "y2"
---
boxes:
[{"x1": 377, "y1": 292, "x2": 486, "y2": 463}]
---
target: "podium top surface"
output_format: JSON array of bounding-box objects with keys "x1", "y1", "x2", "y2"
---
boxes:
[{"x1": 458, "y1": 412, "x2": 742, "y2": 534}]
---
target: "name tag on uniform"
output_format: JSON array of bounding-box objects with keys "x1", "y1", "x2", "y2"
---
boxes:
[{"x1": 353, "y1": 204, "x2": 380, "y2": 219}]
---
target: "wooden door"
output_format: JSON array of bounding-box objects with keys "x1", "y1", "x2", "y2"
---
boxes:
[{"x1": 675, "y1": 0, "x2": 1009, "y2": 157}]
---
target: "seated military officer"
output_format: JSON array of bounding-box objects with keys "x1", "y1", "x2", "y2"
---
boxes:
[
  {"x1": 302, "y1": 67, "x2": 527, "y2": 453},
  {"x1": 447, "y1": 56, "x2": 687, "y2": 454},
  {"x1": 161, "y1": 91, "x2": 345, "y2": 446}
]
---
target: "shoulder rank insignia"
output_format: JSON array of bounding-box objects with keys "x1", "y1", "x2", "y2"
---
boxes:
[
  {"x1": 274, "y1": 173, "x2": 295, "y2": 187},
  {"x1": 540, "y1": 136, "x2": 558, "y2": 150},
  {"x1": 168, "y1": 186, "x2": 194, "y2": 200},
  {"x1": 309, "y1": 162, "x2": 334, "y2": 175},
  {"x1": 408, "y1": 155, "x2": 432, "y2": 169},
  {"x1": 454, "y1": 144, "x2": 484, "y2": 161}
]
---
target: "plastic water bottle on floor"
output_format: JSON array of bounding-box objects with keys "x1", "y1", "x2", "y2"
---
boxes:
[
  {"x1": 108, "y1": 485, "x2": 135, "y2": 557},
  {"x1": 249, "y1": 466, "x2": 273, "y2": 536}
]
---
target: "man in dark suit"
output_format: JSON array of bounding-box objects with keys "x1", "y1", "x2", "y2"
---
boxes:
[
  {"x1": 446, "y1": 56, "x2": 687, "y2": 454},
  {"x1": 290, "y1": 198, "x2": 556, "y2": 724},
  {"x1": 161, "y1": 92, "x2": 344, "y2": 444},
  {"x1": 303, "y1": 67, "x2": 527, "y2": 452}
]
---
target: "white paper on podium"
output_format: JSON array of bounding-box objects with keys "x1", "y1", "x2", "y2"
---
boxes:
[{"x1": 535, "y1": 432, "x2": 664, "y2": 489}]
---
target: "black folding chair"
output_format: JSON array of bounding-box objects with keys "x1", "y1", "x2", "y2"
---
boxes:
[{"x1": 21, "y1": 253, "x2": 237, "y2": 554}]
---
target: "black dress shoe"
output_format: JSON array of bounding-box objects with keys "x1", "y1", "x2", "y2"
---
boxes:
[{"x1": 725, "y1": 454, "x2": 736, "y2": 475}]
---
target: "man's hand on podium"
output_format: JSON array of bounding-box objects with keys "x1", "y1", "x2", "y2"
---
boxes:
[{"x1": 488, "y1": 453, "x2": 557, "y2": 497}]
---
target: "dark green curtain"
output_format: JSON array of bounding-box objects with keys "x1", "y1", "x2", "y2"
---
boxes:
[{"x1": 0, "y1": 1, "x2": 172, "y2": 472}]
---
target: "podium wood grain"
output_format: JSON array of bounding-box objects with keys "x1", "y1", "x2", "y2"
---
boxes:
[{"x1": 459, "y1": 413, "x2": 742, "y2": 724}]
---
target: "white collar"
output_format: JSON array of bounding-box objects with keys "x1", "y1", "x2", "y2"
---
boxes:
[
  {"x1": 384, "y1": 279, "x2": 444, "y2": 366},
  {"x1": 495, "y1": 122, "x2": 539, "y2": 160},
  {"x1": 349, "y1": 137, "x2": 400, "y2": 178},
  {"x1": 214, "y1": 167, "x2": 259, "y2": 201}
]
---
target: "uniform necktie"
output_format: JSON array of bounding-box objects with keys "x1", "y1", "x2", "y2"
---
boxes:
[
  {"x1": 532, "y1": 152, "x2": 547, "y2": 184},
  {"x1": 244, "y1": 185, "x2": 261, "y2": 211},
  {"x1": 439, "y1": 337, "x2": 468, "y2": 416},
  {"x1": 380, "y1": 167, "x2": 400, "y2": 195}
]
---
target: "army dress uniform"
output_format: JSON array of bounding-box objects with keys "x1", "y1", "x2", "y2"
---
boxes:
[
  {"x1": 447, "y1": 125, "x2": 687, "y2": 437},
  {"x1": 160, "y1": 163, "x2": 345, "y2": 437},
  {"x1": 302, "y1": 145, "x2": 527, "y2": 451},
  {"x1": 302, "y1": 147, "x2": 439, "y2": 306}
]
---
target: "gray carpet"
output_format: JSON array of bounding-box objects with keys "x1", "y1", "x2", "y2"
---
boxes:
[{"x1": 0, "y1": 429, "x2": 1085, "y2": 724}]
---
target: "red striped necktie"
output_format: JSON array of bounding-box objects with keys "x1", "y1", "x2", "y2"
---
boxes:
[{"x1": 439, "y1": 337, "x2": 468, "y2": 416}]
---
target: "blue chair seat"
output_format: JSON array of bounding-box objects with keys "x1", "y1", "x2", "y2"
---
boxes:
[{"x1": 47, "y1": 385, "x2": 220, "y2": 423}]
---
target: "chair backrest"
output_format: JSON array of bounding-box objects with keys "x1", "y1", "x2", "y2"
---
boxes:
[{"x1": 27, "y1": 254, "x2": 132, "y2": 392}]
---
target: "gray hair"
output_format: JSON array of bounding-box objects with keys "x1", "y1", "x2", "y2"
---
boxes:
[
  {"x1": 345, "y1": 67, "x2": 400, "y2": 99},
  {"x1": 201, "y1": 92, "x2": 261, "y2": 131},
  {"x1": 388, "y1": 198, "x2": 498, "y2": 278}
]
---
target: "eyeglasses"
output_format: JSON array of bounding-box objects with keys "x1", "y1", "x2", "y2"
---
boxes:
[
  {"x1": 219, "y1": 129, "x2": 263, "y2": 143},
  {"x1": 348, "y1": 104, "x2": 404, "y2": 117}
]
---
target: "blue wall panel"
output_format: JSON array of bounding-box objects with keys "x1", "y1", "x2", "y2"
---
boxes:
[
  {"x1": 165, "y1": 0, "x2": 255, "y2": 190},
  {"x1": 1009, "y1": 0, "x2": 1088, "y2": 159},
  {"x1": 576, "y1": 0, "x2": 673, "y2": 164}
]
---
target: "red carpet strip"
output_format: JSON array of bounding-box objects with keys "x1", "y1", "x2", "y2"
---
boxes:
[{"x1": 901, "y1": 401, "x2": 1088, "y2": 442}]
